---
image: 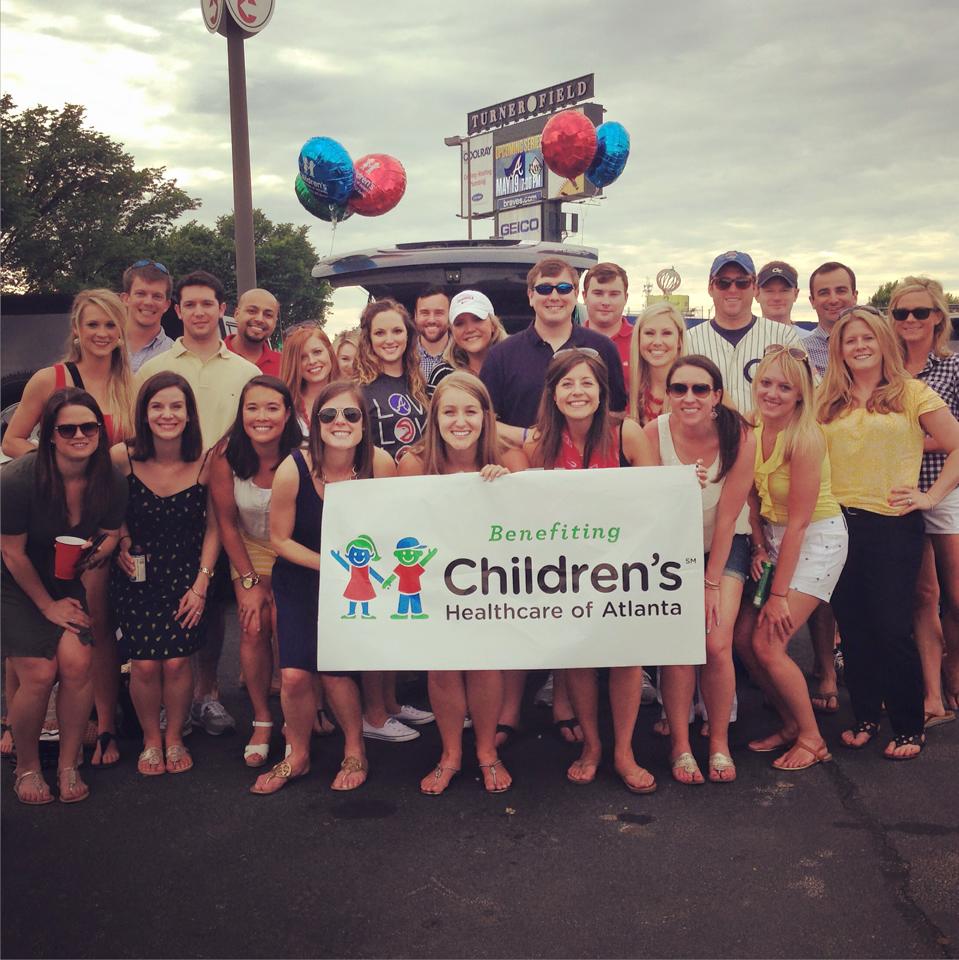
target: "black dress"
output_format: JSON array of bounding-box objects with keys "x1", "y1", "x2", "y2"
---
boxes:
[{"x1": 111, "y1": 467, "x2": 208, "y2": 660}]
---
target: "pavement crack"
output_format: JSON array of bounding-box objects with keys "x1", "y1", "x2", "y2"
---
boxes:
[{"x1": 825, "y1": 760, "x2": 955, "y2": 959}]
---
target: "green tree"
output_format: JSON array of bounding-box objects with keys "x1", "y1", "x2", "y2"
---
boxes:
[
  {"x1": 870, "y1": 280, "x2": 959, "y2": 310},
  {"x1": 156, "y1": 209, "x2": 332, "y2": 329},
  {"x1": 0, "y1": 95, "x2": 198, "y2": 294}
]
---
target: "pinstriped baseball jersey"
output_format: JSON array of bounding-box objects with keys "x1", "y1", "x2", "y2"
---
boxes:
[{"x1": 685, "y1": 316, "x2": 808, "y2": 415}]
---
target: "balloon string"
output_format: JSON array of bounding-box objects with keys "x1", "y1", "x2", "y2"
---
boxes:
[{"x1": 328, "y1": 219, "x2": 338, "y2": 257}]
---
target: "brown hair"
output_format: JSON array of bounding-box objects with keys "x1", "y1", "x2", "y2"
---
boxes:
[
  {"x1": 122, "y1": 261, "x2": 172, "y2": 298},
  {"x1": 531, "y1": 349, "x2": 614, "y2": 469},
  {"x1": 526, "y1": 257, "x2": 579, "y2": 291},
  {"x1": 280, "y1": 325, "x2": 340, "y2": 420},
  {"x1": 129, "y1": 372, "x2": 203, "y2": 462},
  {"x1": 63, "y1": 289, "x2": 135, "y2": 440},
  {"x1": 354, "y1": 298, "x2": 428, "y2": 407},
  {"x1": 583, "y1": 262, "x2": 629, "y2": 296},
  {"x1": 307, "y1": 380, "x2": 375, "y2": 480},
  {"x1": 809, "y1": 261, "x2": 857, "y2": 296}
]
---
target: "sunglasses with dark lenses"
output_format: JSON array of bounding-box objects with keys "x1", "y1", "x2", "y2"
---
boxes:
[
  {"x1": 132, "y1": 259, "x2": 170, "y2": 275},
  {"x1": 667, "y1": 382, "x2": 713, "y2": 398},
  {"x1": 891, "y1": 307, "x2": 939, "y2": 322},
  {"x1": 712, "y1": 277, "x2": 753, "y2": 291},
  {"x1": 316, "y1": 406, "x2": 363, "y2": 424},
  {"x1": 533, "y1": 282, "x2": 575, "y2": 296},
  {"x1": 763, "y1": 344, "x2": 811, "y2": 364},
  {"x1": 55, "y1": 422, "x2": 100, "y2": 439}
]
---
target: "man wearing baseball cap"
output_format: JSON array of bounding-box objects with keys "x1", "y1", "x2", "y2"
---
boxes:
[
  {"x1": 685, "y1": 250, "x2": 808, "y2": 415},
  {"x1": 756, "y1": 260, "x2": 807, "y2": 337}
]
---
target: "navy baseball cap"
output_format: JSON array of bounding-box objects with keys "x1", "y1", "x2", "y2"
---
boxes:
[
  {"x1": 709, "y1": 251, "x2": 756, "y2": 278},
  {"x1": 757, "y1": 261, "x2": 799, "y2": 288}
]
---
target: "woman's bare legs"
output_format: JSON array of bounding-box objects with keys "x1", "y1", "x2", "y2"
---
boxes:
[
  {"x1": 86, "y1": 566, "x2": 119, "y2": 765},
  {"x1": 565, "y1": 668, "x2": 601, "y2": 782},
  {"x1": 931, "y1": 533, "x2": 959, "y2": 712},
  {"x1": 323, "y1": 674, "x2": 366, "y2": 789},
  {"x1": 130, "y1": 660, "x2": 164, "y2": 757},
  {"x1": 609, "y1": 665, "x2": 653, "y2": 789},
  {"x1": 2, "y1": 659, "x2": 20, "y2": 756},
  {"x1": 55, "y1": 629, "x2": 94, "y2": 798},
  {"x1": 8, "y1": 654, "x2": 58, "y2": 800},
  {"x1": 495, "y1": 669, "x2": 526, "y2": 746},
  {"x1": 237, "y1": 578, "x2": 274, "y2": 755},
  {"x1": 421, "y1": 671, "x2": 465, "y2": 793},
  {"x1": 661, "y1": 664, "x2": 701, "y2": 783}
]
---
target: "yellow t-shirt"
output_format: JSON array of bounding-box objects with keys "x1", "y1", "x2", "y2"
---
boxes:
[
  {"x1": 821, "y1": 379, "x2": 945, "y2": 515},
  {"x1": 753, "y1": 421, "x2": 841, "y2": 524}
]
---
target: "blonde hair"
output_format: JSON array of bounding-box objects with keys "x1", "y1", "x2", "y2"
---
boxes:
[
  {"x1": 443, "y1": 312, "x2": 508, "y2": 371},
  {"x1": 889, "y1": 276, "x2": 953, "y2": 359},
  {"x1": 417, "y1": 371, "x2": 501, "y2": 475},
  {"x1": 628, "y1": 303, "x2": 686, "y2": 423},
  {"x1": 751, "y1": 349, "x2": 822, "y2": 461},
  {"x1": 280, "y1": 325, "x2": 340, "y2": 421},
  {"x1": 64, "y1": 289, "x2": 134, "y2": 439},
  {"x1": 817, "y1": 307, "x2": 910, "y2": 423},
  {"x1": 355, "y1": 298, "x2": 428, "y2": 408},
  {"x1": 332, "y1": 330, "x2": 360, "y2": 364}
]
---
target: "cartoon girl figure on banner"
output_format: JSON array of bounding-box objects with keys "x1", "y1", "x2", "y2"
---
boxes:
[{"x1": 331, "y1": 534, "x2": 387, "y2": 619}]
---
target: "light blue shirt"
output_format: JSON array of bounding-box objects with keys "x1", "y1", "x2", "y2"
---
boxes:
[{"x1": 128, "y1": 330, "x2": 174, "y2": 374}]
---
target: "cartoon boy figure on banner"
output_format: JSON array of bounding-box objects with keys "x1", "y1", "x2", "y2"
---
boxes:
[
  {"x1": 330, "y1": 535, "x2": 387, "y2": 619},
  {"x1": 381, "y1": 536, "x2": 437, "y2": 620}
]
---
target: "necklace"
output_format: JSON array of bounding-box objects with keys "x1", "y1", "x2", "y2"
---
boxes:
[{"x1": 321, "y1": 466, "x2": 358, "y2": 484}]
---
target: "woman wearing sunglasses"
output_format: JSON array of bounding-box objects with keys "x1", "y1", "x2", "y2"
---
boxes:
[
  {"x1": 280, "y1": 325, "x2": 341, "y2": 434},
  {"x1": 628, "y1": 303, "x2": 687, "y2": 425},
  {"x1": 398, "y1": 371, "x2": 522, "y2": 794},
  {"x1": 251, "y1": 381, "x2": 396, "y2": 794},
  {"x1": 818, "y1": 306, "x2": 959, "y2": 759},
  {"x1": 425, "y1": 291, "x2": 509, "y2": 397},
  {"x1": 1, "y1": 389, "x2": 127, "y2": 803},
  {"x1": 355, "y1": 298, "x2": 429, "y2": 462},
  {"x1": 3, "y1": 290, "x2": 137, "y2": 768},
  {"x1": 524, "y1": 348, "x2": 660, "y2": 793},
  {"x1": 209, "y1": 376, "x2": 303, "y2": 768},
  {"x1": 737, "y1": 347, "x2": 847, "y2": 770},
  {"x1": 643, "y1": 356, "x2": 755, "y2": 784},
  {"x1": 890, "y1": 278, "x2": 959, "y2": 726},
  {"x1": 109, "y1": 373, "x2": 220, "y2": 776}
]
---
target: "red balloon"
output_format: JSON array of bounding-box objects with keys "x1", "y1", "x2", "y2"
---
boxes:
[
  {"x1": 348, "y1": 153, "x2": 407, "y2": 217},
  {"x1": 541, "y1": 110, "x2": 597, "y2": 180}
]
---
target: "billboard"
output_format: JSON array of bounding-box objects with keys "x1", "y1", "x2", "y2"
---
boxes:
[
  {"x1": 647, "y1": 294, "x2": 691, "y2": 312},
  {"x1": 492, "y1": 104, "x2": 603, "y2": 214},
  {"x1": 495, "y1": 204, "x2": 543, "y2": 241},
  {"x1": 459, "y1": 133, "x2": 494, "y2": 219}
]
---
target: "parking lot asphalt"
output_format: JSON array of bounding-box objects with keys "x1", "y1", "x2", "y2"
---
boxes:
[{"x1": 2, "y1": 618, "x2": 957, "y2": 960}]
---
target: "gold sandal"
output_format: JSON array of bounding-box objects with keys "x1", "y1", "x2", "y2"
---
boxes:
[
  {"x1": 14, "y1": 769, "x2": 53, "y2": 805},
  {"x1": 479, "y1": 759, "x2": 511, "y2": 794},
  {"x1": 250, "y1": 758, "x2": 305, "y2": 795},
  {"x1": 58, "y1": 767, "x2": 90, "y2": 804}
]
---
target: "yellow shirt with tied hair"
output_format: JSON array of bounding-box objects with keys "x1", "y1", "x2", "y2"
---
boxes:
[
  {"x1": 820, "y1": 379, "x2": 945, "y2": 516},
  {"x1": 753, "y1": 421, "x2": 841, "y2": 524}
]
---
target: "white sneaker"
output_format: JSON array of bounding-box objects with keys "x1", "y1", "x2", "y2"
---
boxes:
[
  {"x1": 641, "y1": 670, "x2": 658, "y2": 705},
  {"x1": 389, "y1": 704, "x2": 434, "y2": 725},
  {"x1": 362, "y1": 717, "x2": 420, "y2": 742}
]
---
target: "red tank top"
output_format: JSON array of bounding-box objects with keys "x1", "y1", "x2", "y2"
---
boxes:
[{"x1": 54, "y1": 363, "x2": 120, "y2": 443}]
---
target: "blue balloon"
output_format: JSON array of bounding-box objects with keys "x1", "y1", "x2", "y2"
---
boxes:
[
  {"x1": 298, "y1": 137, "x2": 355, "y2": 204},
  {"x1": 585, "y1": 122, "x2": 630, "y2": 189}
]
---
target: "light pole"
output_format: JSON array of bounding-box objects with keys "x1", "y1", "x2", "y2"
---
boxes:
[{"x1": 444, "y1": 135, "x2": 473, "y2": 240}]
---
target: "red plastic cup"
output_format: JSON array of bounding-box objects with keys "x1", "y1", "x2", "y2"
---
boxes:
[{"x1": 54, "y1": 536, "x2": 86, "y2": 580}]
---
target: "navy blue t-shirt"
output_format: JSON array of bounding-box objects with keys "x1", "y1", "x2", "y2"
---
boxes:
[{"x1": 480, "y1": 323, "x2": 628, "y2": 428}]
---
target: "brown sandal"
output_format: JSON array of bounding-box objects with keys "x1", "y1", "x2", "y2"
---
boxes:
[{"x1": 250, "y1": 759, "x2": 306, "y2": 795}]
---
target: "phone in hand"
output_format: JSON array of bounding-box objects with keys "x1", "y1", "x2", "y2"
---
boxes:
[{"x1": 75, "y1": 532, "x2": 108, "y2": 572}]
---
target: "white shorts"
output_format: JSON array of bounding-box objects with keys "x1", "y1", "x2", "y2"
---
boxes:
[
  {"x1": 762, "y1": 514, "x2": 848, "y2": 602},
  {"x1": 923, "y1": 484, "x2": 959, "y2": 535}
]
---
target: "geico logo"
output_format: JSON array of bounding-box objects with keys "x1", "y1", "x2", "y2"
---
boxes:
[{"x1": 500, "y1": 218, "x2": 540, "y2": 236}]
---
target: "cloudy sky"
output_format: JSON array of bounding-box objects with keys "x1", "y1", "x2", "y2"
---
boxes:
[{"x1": 2, "y1": 0, "x2": 957, "y2": 333}]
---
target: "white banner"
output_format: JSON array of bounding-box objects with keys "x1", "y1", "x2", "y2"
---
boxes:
[{"x1": 318, "y1": 467, "x2": 705, "y2": 670}]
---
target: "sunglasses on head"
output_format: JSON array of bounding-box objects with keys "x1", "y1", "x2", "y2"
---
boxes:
[
  {"x1": 837, "y1": 304, "x2": 883, "y2": 321},
  {"x1": 891, "y1": 307, "x2": 939, "y2": 322},
  {"x1": 316, "y1": 406, "x2": 362, "y2": 424},
  {"x1": 554, "y1": 346, "x2": 600, "y2": 360},
  {"x1": 667, "y1": 382, "x2": 713, "y2": 398},
  {"x1": 55, "y1": 422, "x2": 100, "y2": 439},
  {"x1": 763, "y1": 344, "x2": 811, "y2": 365},
  {"x1": 132, "y1": 259, "x2": 169, "y2": 275},
  {"x1": 712, "y1": 277, "x2": 753, "y2": 290},
  {"x1": 533, "y1": 282, "x2": 575, "y2": 296}
]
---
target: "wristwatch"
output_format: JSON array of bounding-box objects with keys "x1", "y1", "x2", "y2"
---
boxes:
[
  {"x1": 240, "y1": 571, "x2": 260, "y2": 590},
  {"x1": 199, "y1": 565, "x2": 215, "y2": 579}
]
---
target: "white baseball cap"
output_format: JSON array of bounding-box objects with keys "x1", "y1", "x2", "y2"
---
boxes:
[{"x1": 449, "y1": 290, "x2": 494, "y2": 323}]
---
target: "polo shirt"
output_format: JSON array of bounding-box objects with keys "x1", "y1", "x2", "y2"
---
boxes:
[
  {"x1": 224, "y1": 334, "x2": 282, "y2": 377},
  {"x1": 128, "y1": 329, "x2": 173, "y2": 374},
  {"x1": 585, "y1": 318, "x2": 632, "y2": 376},
  {"x1": 480, "y1": 322, "x2": 627, "y2": 428},
  {"x1": 803, "y1": 325, "x2": 831, "y2": 377},
  {"x1": 136, "y1": 338, "x2": 260, "y2": 448},
  {"x1": 685, "y1": 315, "x2": 808, "y2": 416}
]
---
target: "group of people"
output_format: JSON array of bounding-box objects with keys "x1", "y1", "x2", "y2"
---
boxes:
[{"x1": 2, "y1": 250, "x2": 956, "y2": 806}]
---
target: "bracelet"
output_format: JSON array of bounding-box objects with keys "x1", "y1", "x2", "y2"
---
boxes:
[
  {"x1": 119, "y1": 535, "x2": 132, "y2": 545},
  {"x1": 189, "y1": 586, "x2": 207, "y2": 600},
  {"x1": 704, "y1": 577, "x2": 721, "y2": 590},
  {"x1": 199, "y1": 565, "x2": 215, "y2": 579},
  {"x1": 522, "y1": 427, "x2": 529, "y2": 443},
  {"x1": 770, "y1": 590, "x2": 788, "y2": 598},
  {"x1": 751, "y1": 543, "x2": 765, "y2": 554}
]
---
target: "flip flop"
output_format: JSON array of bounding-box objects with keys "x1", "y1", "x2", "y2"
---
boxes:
[
  {"x1": 494, "y1": 723, "x2": 519, "y2": 749},
  {"x1": 13, "y1": 769, "x2": 53, "y2": 805},
  {"x1": 566, "y1": 758, "x2": 599, "y2": 785},
  {"x1": 841, "y1": 720, "x2": 880, "y2": 749},
  {"x1": 165, "y1": 744, "x2": 193, "y2": 774},
  {"x1": 250, "y1": 759, "x2": 308, "y2": 795},
  {"x1": 332, "y1": 756, "x2": 368, "y2": 791},
  {"x1": 670, "y1": 752, "x2": 704, "y2": 785},
  {"x1": 748, "y1": 731, "x2": 794, "y2": 753},
  {"x1": 618, "y1": 766, "x2": 657, "y2": 795},
  {"x1": 884, "y1": 733, "x2": 925, "y2": 761},
  {"x1": 924, "y1": 710, "x2": 956, "y2": 729},
  {"x1": 553, "y1": 717, "x2": 582, "y2": 743},
  {"x1": 137, "y1": 746, "x2": 166, "y2": 777},
  {"x1": 811, "y1": 691, "x2": 839, "y2": 714},
  {"x1": 708, "y1": 752, "x2": 737, "y2": 783},
  {"x1": 420, "y1": 764, "x2": 459, "y2": 796},
  {"x1": 58, "y1": 767, "x2": 90, "y2": 804},
  {"x1": 479, "y1": 759, "x2": 511, "y2": 794}
]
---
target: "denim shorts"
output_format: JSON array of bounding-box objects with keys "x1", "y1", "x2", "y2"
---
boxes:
[{"x1": 705, "y1": 532, "x2": 751, "y2": 584}]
